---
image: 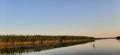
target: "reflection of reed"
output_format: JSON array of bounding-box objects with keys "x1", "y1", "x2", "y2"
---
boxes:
[
  {"x1": 0, "y1": 35, "x2": 95, "y2": 55},
  {"x1": 0, "y1": 39, "x2": 94, "y2": 49},
  {"x1": 116, "y1": 38, "x2": 120, "y2": 43},
  {"x1": 92, "y1": 42, "x2": 95, "y2": 48},
  {"x1": 0, "y1": 39, "x2": 94, "y2": 55}
]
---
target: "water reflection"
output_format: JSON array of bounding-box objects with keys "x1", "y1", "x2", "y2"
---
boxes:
[
  {"x1": 92, "y1": 42, "x2": 96, "y2": 48},
  {"x1": 0, "y1": 40, "x2": 94, "y2": 55},
  {"x1": 1, "y1": 39, "x2": 120, "y2": 55},
  {"x1": 116, "y1": 38, "x2": 120, "y2": 43},
  {"x1": 37, "y1": 39, "x2": 120, "y2": 55}
]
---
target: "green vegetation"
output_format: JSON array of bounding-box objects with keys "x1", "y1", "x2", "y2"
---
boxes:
[{"x1": 0, "y1": 35, "x2": 94, "y2": 42}]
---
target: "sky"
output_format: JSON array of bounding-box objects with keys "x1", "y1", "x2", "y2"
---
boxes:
[{"x1": 0, "y1": 0, "x2": 120, "y2": 37}]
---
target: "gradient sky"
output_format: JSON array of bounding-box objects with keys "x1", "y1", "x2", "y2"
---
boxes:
[{"x1": 0, "y1": 0, "x2": 120, "y2": 37}]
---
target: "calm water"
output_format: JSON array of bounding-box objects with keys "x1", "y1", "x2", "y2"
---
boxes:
[
  {"x1": 22, "y1": 39, "x2": 120, "y2": 55},
  {"x1": 1, "y1": 39, "x2": 120, "y2": 55}
]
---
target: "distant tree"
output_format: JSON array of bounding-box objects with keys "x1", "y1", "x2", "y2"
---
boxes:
[{"x1": 116, "y1": 36, "x2": 120, "y2": 39}]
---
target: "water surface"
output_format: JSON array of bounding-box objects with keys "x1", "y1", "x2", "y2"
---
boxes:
[
  {"x1": 1, "y1": 39, "x2": 120, "y2": 55},
  {"x1": 23, "y1": 39, "x2": 120, "y2": 55}
]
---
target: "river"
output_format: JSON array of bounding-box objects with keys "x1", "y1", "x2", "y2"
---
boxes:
[{"x1": 1, "y1": 39, "x2": 120, "y2": 55}]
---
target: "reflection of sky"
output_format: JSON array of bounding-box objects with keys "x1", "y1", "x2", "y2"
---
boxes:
[
  {"x1": 0, "y1": 0, "x2": 120, "y2": 37},
  {"x1": 25, "y1": 39, "x2": 120, "y2": 55}
]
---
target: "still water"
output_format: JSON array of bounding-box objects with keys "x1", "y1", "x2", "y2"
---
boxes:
[{"x1": 1, "y1": 39, "x2": 120, "y2": 55}]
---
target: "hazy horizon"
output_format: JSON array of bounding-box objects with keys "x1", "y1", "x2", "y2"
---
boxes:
[{"x1": 0, "y1": 0, "x2": 120, "y2": 37}]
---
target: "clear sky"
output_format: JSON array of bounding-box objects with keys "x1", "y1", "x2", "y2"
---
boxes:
[{"x1": 0, "y1": 0, "x2": 120, "y2": 37}]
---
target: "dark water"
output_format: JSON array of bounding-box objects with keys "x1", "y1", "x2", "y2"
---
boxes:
[{"x1": 1, "y1": 39, "x2": 120, "y2": 55}]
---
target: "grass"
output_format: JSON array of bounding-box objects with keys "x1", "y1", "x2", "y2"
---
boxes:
[{"x1": 0, "y1": 35, "x2": 95, "y2": 42}]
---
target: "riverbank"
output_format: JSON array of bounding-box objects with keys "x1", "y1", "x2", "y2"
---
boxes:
[
  {"x1": 0, "y1": 35, "x2": 95, "y2": 49},
  {"x1": 0, "y1": 35, "x2": 95, "y2": 54}
]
